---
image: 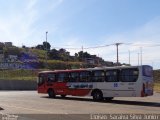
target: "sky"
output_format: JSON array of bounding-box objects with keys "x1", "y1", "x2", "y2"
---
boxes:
[{"x1": 0, "y1": 0, "x2": 160, "y2": 69}]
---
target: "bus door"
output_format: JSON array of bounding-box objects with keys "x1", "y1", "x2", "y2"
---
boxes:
[
  {"x1": 38, "y1": 73, "x2": 46, "y2": 93},
  {"x1": 74, "y1": 71, "x2": 92, "y2": 96},
  {"x1": 67, "y1": 71, "x2": 92, "y2": 96},
  {"x1": 105, "y1": 70, "x2": 119, "y2": 97},
  {"x1": 114, "y1": 68, "x2": 139, "y2": 97},
  {"x1": 91, "y1": 70, "x2": 110, "y2": 97},
  {"x1": 67, "y1": 72, "x2": 80, "y2": 96},
  {"x1": 54, "y1": 72, "x2": 69, "y2": 95},
  {"x1": 46, "y1": 73, "x2": 56, "y2": 88},
  {"x1": 142, "y1": 65, "x2": 154, "y2": 96}
]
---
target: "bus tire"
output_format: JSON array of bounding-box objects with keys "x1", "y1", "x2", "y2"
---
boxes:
[
  {"x1": 48, "y1": 89, "x2": 55, "y2": 98},
  {"x1": 104, "y1": 97, "x2": 114, "y2": 101},
  {"x1": 92, "y1": 90, "x2": 103, "y2": 101}
]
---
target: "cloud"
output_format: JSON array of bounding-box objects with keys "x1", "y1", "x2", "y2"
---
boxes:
[
  {"x1": 27, "y1": 0, "x2": 38, "y2": 10},
  {"x1": 53, "y1": 36, "x2": 84, "y2": 55},
  {"x1": 64, "y1": 16, "x2": 160, "y2": 69},
  {"x1": 0, "y1": 0, "x2": 159, "y2": 69},
  {"x1": 101, "y1": 16, "x2": 160, "y2": 68},
  {"x1": 0, "y1": 0, "x2": 63, "y2": 47},
  {"x1": 0, "y1": 0, "x2": 38, "y2": 46}
]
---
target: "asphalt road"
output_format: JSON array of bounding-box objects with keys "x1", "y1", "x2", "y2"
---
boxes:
[{"x1": 0, "y1": 91, "x2": 160, "y2": 120}]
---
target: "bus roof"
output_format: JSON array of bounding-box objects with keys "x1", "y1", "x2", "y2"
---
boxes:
[
  {"x1": 38, "y1": 65, "x2": 152, "y2": 74},
  {"x1": 38, "y1": 68, "x2": 86, "y2": 74},
  {"x1": 87, "y1": 65, "x2": 146, "y2": 71}
]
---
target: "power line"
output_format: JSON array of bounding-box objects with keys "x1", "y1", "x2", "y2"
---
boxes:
[
  {"x1": 52, "y1": 43, "x2": 160, "y2": 60},
  {"x1": 52, "y1": 42, "x2": 160, "y2": 50},
  {"x1": 84, "y1": 44, "x2": 115, "y2": 49},
  {"x1": 53, "y1": 43, "x2": 127, "y2": 50},
  {"x1": 130, "y1": 43, "x2": 160, "y2": 47},
  {"x1": 53, "y1": 47, "x2": 81, "y2": 50}
]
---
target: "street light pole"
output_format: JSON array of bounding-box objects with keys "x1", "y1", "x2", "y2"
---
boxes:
[{"x1": 45, "y1": 31, "x2": 48, "y2": 68}]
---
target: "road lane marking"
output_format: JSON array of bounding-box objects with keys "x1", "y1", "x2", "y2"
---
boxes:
[
  {"x1": 0, "y1": 98, "x2": 81, "y2": 109},
  {"x1": 0, "y1": 104, "x2": 55, "y2": 114}
]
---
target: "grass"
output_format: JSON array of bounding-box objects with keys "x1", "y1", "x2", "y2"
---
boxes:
[
  {"x1": 154, "y1": 82, "x2": 160, "y2": 93},
  {"x1": 0, "y1": 69, "x2": 39, "y2": 81},
  {"x1": 29, "y1": 48, "x2": 46, "y2": 59},
  {"x1": 0, "y1": 77, "x2": 37, "y2": 81}
]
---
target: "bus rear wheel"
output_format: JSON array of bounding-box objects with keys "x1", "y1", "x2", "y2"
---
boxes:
[
  {"x1": 92, "y1": 91, "x2": 103, "y2": 101},
  {"x1": 48, "y1": 89, "x2": 55, "y2": 98}
]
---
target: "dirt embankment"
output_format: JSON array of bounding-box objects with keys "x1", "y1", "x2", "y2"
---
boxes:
[{"x1": 153, "y1": 70, "x2": 160, "y2": 82}]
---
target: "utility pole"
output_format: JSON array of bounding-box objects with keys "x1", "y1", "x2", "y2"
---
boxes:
[
  {"x1": 115, "y1": 43, "x2": 122, "y2": 66},
  {"x1": 97, "y1": 54, "x2": 100, "y2": 67},
  {"x1": 140, "y1": 47, "x2": 142, "y2": 65},
  {"x1": 152, "y1": 61, "x2": 154, "y2": 68},
  {"x1": 45, "y1": 31, "x2": 48, "y2": 68},
  {"x1": 128, "y1": 50, "x2": 130, "y2": 65},
  {"x1": 138, "y1": 53, "x2": 139, "y2": 66},
  {"x1": 81, "y1": 46, "x2": 84, "y2": 68},
  {"x1": 82, "y1": 46, "x2": 84, "y2": 61}
]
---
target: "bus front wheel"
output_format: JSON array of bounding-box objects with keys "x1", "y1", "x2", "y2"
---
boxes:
[
  {"x1": 48, "y1": 89, "x2": 55, "y2": 98},
  {"x1": 92, "y1": 91, "x2": 103, "y2": 101}
]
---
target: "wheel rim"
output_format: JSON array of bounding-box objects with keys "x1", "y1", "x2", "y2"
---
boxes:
[
  {"x1": 94, "y1": 92, "x2": 102, "y2": 100},
  {"x1": 49, "y1": 91, "x2": 53, "y2": 96},
  {"x1": 48, "y1": 90, "x2": 54, "y2": 98},
  {"x1": 95, "y1": 93, "x2": 100, "y2": 99}
]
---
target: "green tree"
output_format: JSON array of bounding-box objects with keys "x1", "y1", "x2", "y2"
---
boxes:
[
  {"x1": 43, "y1": 41, "x2": 51, "y2": 51},
  {"x1": 49, "y1": 49, "x2": 60, "y2": 60},
  {"x1": 77, "y1": 51, "x2": 91, "y2": 61},
  {"x1": 58, "y1": 48, "x2": 70, "y2": 61},
  {"x1": 6, "y1": 47, "x2": 21, "y2": 56},
  {"x1": 35, "y1": 45, "x2": 44, "y2": 50}
]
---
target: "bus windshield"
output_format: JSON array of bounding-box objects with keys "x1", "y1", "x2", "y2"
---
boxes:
[
  {"x1": 38, "y1": 74, "x2": 45, "y2": 86},
  {"x1": 142, "y1": 65, "x2": 153, "y2": 77}
]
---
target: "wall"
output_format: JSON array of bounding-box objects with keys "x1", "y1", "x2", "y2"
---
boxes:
[{"x1": 0, "y1": 80, "x2": 37, "y2": 90}]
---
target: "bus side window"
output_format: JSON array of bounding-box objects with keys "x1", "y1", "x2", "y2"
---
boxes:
[
  {"x1": 79, "y1": 71, "x2": 91, "y2": 82},
  {"x1": 120, "y1": 68, "x2": 139, "y2": 82},
  {"x1": 92, "y1": 70, "x2": 105, "y2": 82},
  {"x1": 57, "y1": 73, "x2": 69, "y2": 82},
  {"x1": 38, "y1": 74, "x2": 46, "y2": 85},
  {"x1": 47, "y1": 73, "x2": 56, "y2": 82},
  {"x1": 69, "y1": 72, "x2": 79, "y2": 82},
  {"x1": 105, "y1": 70, "x2": 119, "y2": 82}
]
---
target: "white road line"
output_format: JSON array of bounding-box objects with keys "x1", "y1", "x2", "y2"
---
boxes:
[{"x1": 0, "y1": 104, "x2": 54, "y2": 114}]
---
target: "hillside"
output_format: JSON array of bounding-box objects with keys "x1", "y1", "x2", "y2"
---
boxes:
[
  {"x1": 153, "y1": 70, "x2": 160, "y2": 82},
  {"x1": 0, "y1": 43, "x2": 114, "y2": 69}
]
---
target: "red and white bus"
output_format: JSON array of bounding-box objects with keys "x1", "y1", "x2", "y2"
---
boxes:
[{"x1": 37, "y1": 65, "x2": 153, "y2": 101}]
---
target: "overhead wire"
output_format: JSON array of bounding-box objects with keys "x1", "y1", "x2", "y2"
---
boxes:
[{"x1": 52, "y1": 43, "x2": 160, "y2": 50}]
